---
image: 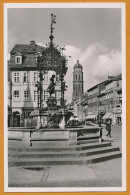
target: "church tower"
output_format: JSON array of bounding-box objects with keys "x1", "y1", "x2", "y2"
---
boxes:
[{"x1": 72, "y1": 60, "x2": 84, "y2": 100}]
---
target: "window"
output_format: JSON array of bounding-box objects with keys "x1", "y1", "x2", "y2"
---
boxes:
[
  {"x1": 23, "y1": 111, "x2": 31, "y2": 119},
  {"x1": 43, "y1": 91, "x2": 49, "y2": 101},
  {"x1": 13, "y1": 91, "x2": 20, "y2": 101},
  {"x1": 56, "y1": 91, "x2": 61, "y2": 101},
  {"x1": 15, "y1": 54, "x2": 22, "y2": 64},
  {"x1": 15, "y1": 56, "x2": 22, "y2": 64},
  {"x1": 34, "y1": 91, "x2": 38, "y2": 101},
  {"x1": 14, "y1": 72, "x2": 20, "y2": 83},
  {"x1": 34, "y1": 72, "x2": 38, "y2": 82},
  {"x1": 78, "y1": 84, "x2": 80, "y2": 91},
  {"x1": 16, "y1": 57, "x2": 20, "y2": 64},
  {"x1": 111, "y1": 103, "x2": 113, "y2": 108},
  {"x1": 24, "y1": 91, "x2": 29, "y2": 101},
  {"x1": 23, "y1": 72, "x2": 29, "y2": 83}
]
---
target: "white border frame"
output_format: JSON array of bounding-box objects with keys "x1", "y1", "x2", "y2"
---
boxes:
[{"x1": 4, "y1": 3, "x2": 126, "y2": 192}]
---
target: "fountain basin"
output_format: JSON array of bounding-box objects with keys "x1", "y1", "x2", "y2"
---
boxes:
[{"x1": 8, "y1": 126, "x2": 100, "y2": 148}]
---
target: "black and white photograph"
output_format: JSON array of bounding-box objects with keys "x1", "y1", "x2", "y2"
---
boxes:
[{"x1": 4, "y1": 3, "x2": 126, "y2": 192}]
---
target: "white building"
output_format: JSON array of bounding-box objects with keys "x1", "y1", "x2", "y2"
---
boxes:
[{"x1": 8, "y1": 41, "x2": 67, "y2": 127}]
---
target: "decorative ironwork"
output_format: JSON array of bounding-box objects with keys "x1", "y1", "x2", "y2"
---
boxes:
[
  {"x1": 34, "y1": 14, "x2": 71, "y2": 128},
  {"x1": 49, "y1": 14, "x2": 56, "y2": 45}
]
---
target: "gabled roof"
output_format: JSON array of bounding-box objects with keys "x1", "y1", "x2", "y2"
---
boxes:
[
  {"x1": 9, "y1": 42, "x2": 45, "y2": 69},
  {"x1": 9, "y1": 41, "x2": 68, "y2": 73},
  {"x1": 87, "y1": 80, "x2": 108, "y2": 92},
  {"x1": 105, "y1": 73, "x2": 122, "y2": 85},
  {"x1": 10, "y1": 43, "x2": 44, "y2": 54}
]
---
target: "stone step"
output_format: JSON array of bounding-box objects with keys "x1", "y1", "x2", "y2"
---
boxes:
[
  {"x1": 9, "y1": 151, "x2": 122, "y2": 167},
  {"x1": 77, "y1": 136, "x2": 99, "y2": 140},
  {"x1": 78, "y1": 138, "x2": 99, "y2": 145},
  {"x1": 9, "y1": 146, "x2": 119, "y2": 159},
  {"x1": 8, "y1": 141, "x2": 111, "y2": 152}
]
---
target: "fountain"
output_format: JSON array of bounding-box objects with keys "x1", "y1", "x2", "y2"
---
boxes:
[{"x1": 8, "y1": 13, "x2": 101, "y2": 148}]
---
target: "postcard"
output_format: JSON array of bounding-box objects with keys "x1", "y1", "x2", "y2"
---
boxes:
[{"x1": 3, "y1": 2, "x2": 126, "y2": 193}]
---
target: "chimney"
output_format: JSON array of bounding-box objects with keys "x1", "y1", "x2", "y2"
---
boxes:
[
  {"x1": 30, "y1": 41, "x2": 36, "y2": 46},
  {"x1": 108, "y1": 76, "x2": 115, "y2": 81}
]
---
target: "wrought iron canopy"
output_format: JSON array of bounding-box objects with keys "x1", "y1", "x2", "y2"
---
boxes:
[{"x1": 36, "y1": 45, "x2": 68, "y2": 75}]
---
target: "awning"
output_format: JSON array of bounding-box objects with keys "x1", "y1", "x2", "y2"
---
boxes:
[
  {"x1": 102, "y1": 113, "x2": 112, "y2": 119},
  {"x1": 86, "y1": 115, "x2": 97, "y2": 120}
]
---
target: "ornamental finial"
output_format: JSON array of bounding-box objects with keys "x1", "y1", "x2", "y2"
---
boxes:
[{"x1": 49, "y1": 14, "x2": 56, "y2": 45}]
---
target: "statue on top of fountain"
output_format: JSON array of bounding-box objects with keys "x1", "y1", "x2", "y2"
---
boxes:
[{"x1": 48, "y1": 75, "x2": 56, "y2": 96}]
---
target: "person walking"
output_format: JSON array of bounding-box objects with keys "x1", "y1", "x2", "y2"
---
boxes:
[{"x1": 106, "y1": 120, "x2": 112, "y2": 137}]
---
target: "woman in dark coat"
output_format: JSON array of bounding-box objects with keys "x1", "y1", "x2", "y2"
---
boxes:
[{"x1": 106, "y1": 121, "x2": 112, "y2": 137}]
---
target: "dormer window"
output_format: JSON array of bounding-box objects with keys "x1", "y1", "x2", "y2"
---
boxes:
[
  {"x1": 16, "y1": 57, "x2": 20, "y2": 64},
  {"x1": 15, "y1": 53, "x2": 22, "y2": 64}
]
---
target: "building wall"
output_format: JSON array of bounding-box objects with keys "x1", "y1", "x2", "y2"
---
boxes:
[
  {"x1": 87, "y1": 86, "x2": 99, "y2": 115},
  {"x1": 105, "y1": 79, "x2": 122, "y2": 124},
  {"x1": 10, "y1": 70, "x2": 61, "y2": 126}
]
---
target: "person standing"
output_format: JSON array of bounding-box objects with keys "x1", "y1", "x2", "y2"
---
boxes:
[{"x1": 106, "y1": 120, "x2": 112, "y2": 137}]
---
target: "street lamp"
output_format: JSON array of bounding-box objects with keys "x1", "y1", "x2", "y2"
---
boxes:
[
  {"x1": 84, "y1": 104, "x2": 88, "y2": 127},
  {"x1": 35, "y1": 52, "x2": 44, "y2": 128},
  {"x1": 98, "y1": 101, "x2": 102, "y2": 127}
]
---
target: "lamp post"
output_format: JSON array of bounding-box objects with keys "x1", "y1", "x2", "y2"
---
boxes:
[
  {"x1": 98, "y1": 101, "x2": 102, "y2": 127},
  {"x1": 59, "y1": 48, "x2": 70, "y2": 109},
  {"x1": 35, "y1": 53, "x2": 44, "y2": 128},
  {"x1": 84, "y1": 104, "x2": 88, "y2": 127}
]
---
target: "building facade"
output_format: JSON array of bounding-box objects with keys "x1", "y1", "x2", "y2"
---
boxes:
[
  {"x1": 87, "y1": 81, "x2": 107, "y2": 121},
  {"x1": 8, "y1": 41, "x2": 66, "y2": 127},
  {"x1": 102, "y1": 74, "x2": 122, "y2": 124},
  {"x1": 86, "y1": 74, "x2": 122, "y2": 124}
]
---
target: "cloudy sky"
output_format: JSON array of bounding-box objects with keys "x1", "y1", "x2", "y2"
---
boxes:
[{"x1": 8, "y1": 7, "x2": 122, "y2": 102}]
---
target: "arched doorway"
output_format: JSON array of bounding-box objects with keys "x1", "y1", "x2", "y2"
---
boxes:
[{"x1": 13, "y1": 111, "x2": 20, "y2": 127}]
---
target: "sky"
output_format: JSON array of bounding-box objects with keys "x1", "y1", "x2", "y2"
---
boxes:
[{"x1": 8, "y1": 7, "x2": 122, "y2": 103}]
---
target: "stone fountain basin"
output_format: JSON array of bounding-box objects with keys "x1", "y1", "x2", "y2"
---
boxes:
[{"x1": 8, "y1": 126, "x2": 100, "y2": 148}]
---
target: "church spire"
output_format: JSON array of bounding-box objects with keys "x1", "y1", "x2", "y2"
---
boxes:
[{"x1": 72, "y1": 60, "x2": 84, "y2": 100}]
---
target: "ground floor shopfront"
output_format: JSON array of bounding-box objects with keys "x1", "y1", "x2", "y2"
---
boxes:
[
  {"x1": 102, "y1": 108, "x2": 122, "y2": 125},
  {"x1": 8, "y1": 108, "x2": 37, "y2": 127},
  {"x1": 86, "y1": 107, "x2": 122, "y2": 125}
]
